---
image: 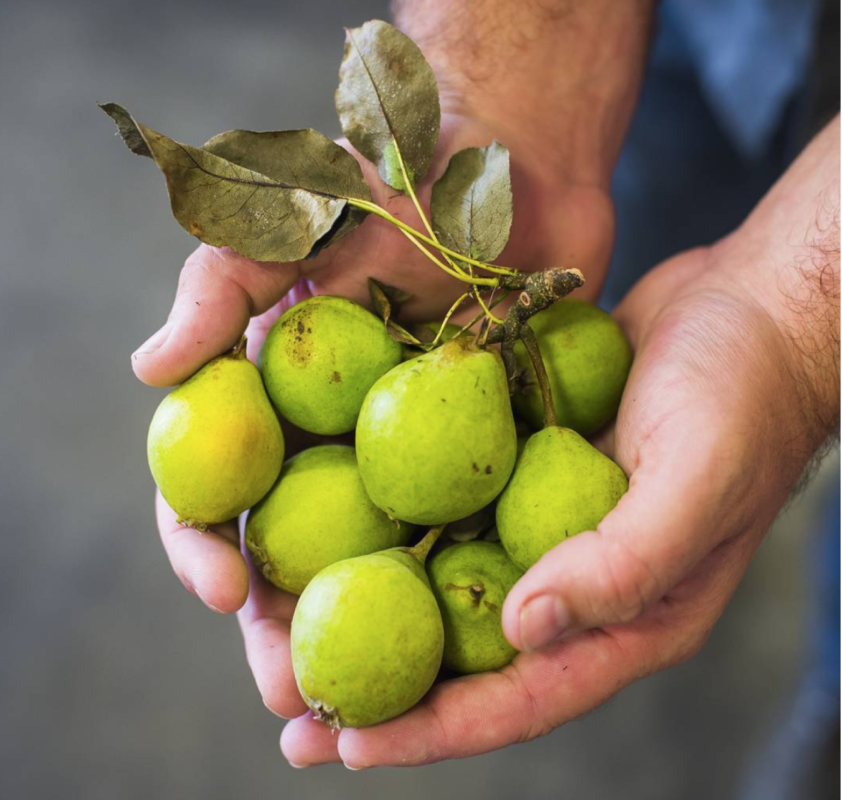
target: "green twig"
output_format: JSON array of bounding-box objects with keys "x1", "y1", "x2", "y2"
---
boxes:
[
  {"x1": 431, "y1": 292, "x2": 471, "y2": 345},
  {"x1": 455, "y1": 290, "x2": 511, "y2": 338},
  {"x1": 349, "y1": 199, "x2": 518, "y2": 276},
  {"x1": 396, "y1": 228, "x2": 497, "y2": 287}
]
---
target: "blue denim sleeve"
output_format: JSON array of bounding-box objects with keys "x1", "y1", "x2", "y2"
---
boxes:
[{"x1": 662, "y1": 0, "x2": 821, "y2": 159}]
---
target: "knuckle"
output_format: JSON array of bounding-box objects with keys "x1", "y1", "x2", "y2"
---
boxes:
[
  {"x1": 425, "y1": 696, "x2": 454, "y2": 760},
  {"x1": 180, "y1": 246, "x2": 214, "y2": 282},
  {"x1": 502, "y1": 666, "x2": 554, "y2": 743},
  {"x1": 179, "y1": 248, "x2": 223, "y2": 295},
  {"x1": 590, "y1": 534, "x2": 663, "y2": 624}
]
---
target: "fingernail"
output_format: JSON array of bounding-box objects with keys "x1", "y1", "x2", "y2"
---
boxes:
[
  {"x1": 263, "y1": 698, "x2": 289, "y2": 720},
  {"x1": 343, "y1": 763, "x2": 365, "y2": 771},
  {"x1": 202, "y1": 596, "x2": 225, "y2": 614},
  {"x1": 191, "y1": 583, "x2": 224, "y2": 614},
  {"x1": 132, "y1": 324, "x2": 171, "y2": 360},
  {"x1": 288, "y1": 762, "x2": 309, "y2": 770},
  {"x1": 519, "y1": 595, "x2": 568, "y2": 652}
]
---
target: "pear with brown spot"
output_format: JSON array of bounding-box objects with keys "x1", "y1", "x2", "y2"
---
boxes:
[
  {"x1": 259, "y1": 295, "x2": 403, "y2": 435},
  {"x1": 428, "y1": 540, "x2": 523, "y2": 673}
]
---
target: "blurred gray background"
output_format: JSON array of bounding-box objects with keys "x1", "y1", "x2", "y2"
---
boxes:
[{"x1": 0, "y1": 1, "x2": 837, "y2": 798}]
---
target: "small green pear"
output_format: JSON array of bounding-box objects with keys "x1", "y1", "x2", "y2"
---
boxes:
[
  {"x1": 496, "y1": 427, "x2": 628, "y2": 570},
  {"x1": 259, "y1": 295, "x2": 403, "y2": 435},
  {"x1": 428, "y1": 541, "x2": 523, "y2": 673},
  {"x1": 245, "y1": 445, "x2": 413, "y2": 595},
  {"x1": 147, "y1": 342, "x2": 284, "y2": 530},
  {"x1": 291, "y1": 534, "x2": 444, "y2": 730},
  {"x1": 356, "y1": 337, "x2": 518, "y2": 525},
  {"x1": 513, "y1": 299, "x2": 632, "y2": 435}
]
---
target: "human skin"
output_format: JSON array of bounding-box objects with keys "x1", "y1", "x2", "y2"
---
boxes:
[{"x1": 141, "y1": 0, "x2": 839, "y2": 769}]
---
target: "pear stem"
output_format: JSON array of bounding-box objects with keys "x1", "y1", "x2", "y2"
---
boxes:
[
  {"x1": 231, "y1": 335, "x2": 248, "y2": 360},
  {"x1": 520, "y1": 323, "x2": 557, "y2": 428},
  {"x1": 410, "y1": 524, "x2": 447, "y2": 565}
]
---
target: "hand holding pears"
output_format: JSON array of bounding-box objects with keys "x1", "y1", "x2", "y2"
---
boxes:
[{"x1": 121, "y1": 17, "x2": 634, "y2": 738}]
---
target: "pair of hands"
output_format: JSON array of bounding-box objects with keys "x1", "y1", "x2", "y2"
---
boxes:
[{"x1": 138, "y1": 110, "x2": 838, "y2": 768}]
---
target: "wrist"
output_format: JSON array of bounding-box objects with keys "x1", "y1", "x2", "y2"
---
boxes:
[
  {"x1": 394, "y1": 0, "x2": 655, "y2": 190},
  {"x1": 711, "y1": 201, "x2": 840, "y2": 452},
  {"x1": 743, "y1": 122, "x2": 839, "y2": 447},
  {"x1": 766, "y1": 223, "x2": 840, "y2": 448}
]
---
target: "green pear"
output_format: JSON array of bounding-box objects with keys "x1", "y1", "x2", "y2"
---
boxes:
[
  {"x1": 428, "y1": 541, "x2": 523, "y2": 673},
  {"x1": 513, "y1": 299, "x2": 632, "y2": 435},
  {"x1": 496, "y1": 427, "x2": 628, "y2": 570},
  {"x1": 291, "y1": 534, "x2": 444, "y2": 730},
  {"x1": 259, "y1": 295, "x2": 403, "y2": 435},
  {"x1": 245, "y1": 445, "x2": 413, "y2": 595},
  {"x1": 147, "y1": 342, "x2": 284, "y2": 530},
  {"x1": 356, "y1": 337, "x2": 518, "y2": 525}
]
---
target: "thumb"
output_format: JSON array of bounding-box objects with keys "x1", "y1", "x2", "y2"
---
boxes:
[
  {"x1": 132, "y1": 245, "x2": 300, "y2": 386},
  {"x1": 502, "y1": 419, "x2": 732, "y2": 652}
]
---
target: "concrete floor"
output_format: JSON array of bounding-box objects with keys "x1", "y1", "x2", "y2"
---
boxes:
[{"x1": 0, "y1": 1, "x2": 837, "y2": 798}]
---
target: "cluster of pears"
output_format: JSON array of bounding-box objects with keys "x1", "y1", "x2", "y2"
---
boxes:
[{"x1": 147, "y1": 293, "x2": 632, "y2": 730}]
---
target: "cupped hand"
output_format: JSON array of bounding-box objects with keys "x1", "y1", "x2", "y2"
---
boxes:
[
  {"x1": 280, "y1": 238, "x2": 829, "y2": 767},
  {"x1": 275, "y1": 119, "x2": 839, "y2": 769},
  {"x1": 144, "y1": 112, "x2": 616, "y2": 721}
]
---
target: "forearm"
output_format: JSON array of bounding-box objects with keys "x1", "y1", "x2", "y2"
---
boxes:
[{"x1": 392, "y1": 0, "x2": 656, "y2": 187}]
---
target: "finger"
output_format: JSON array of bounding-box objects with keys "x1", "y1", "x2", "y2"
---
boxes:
[
  {"x1": 133, "y1": 245, "x2": 300, "y2": 386},
  {"x1": 299, "y1": 531, "x2": 759, "y2": 768},
  {"x1": 326, "y1": 635, "x2": 634, "y2": 768},
  {"x1": 281, "y1": 713, "x2": 342, "y2": 768},
  {"x1": 156, "y1": 491, "x2": 248, "y2": 613},
  {"x1": 237, "y1": 541, "x2": 307, "y2": 720}
]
